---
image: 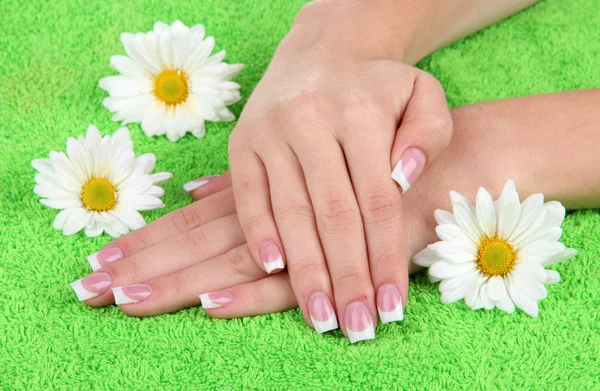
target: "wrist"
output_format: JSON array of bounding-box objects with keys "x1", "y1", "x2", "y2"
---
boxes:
[{"x1": 289, "y1": 0, "x2": 423, "y2": 63}]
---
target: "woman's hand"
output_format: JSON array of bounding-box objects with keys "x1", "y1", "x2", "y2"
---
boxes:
[{"x1": 226, "y1": 4, "x2": 452, "y2": 342}]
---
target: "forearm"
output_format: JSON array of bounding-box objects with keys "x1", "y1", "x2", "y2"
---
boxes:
[
  {"x1": 406, "y1": 90, "x2": 600, "y2": 271},
  {"x1": 291, "y1": 0, "x2": 539, "y2": 64}
]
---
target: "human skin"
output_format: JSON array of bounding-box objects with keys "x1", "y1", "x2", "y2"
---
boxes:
[
  {"x1": 76, "y1": 90, "x2": 600, "y2": 324},
  {"x1": 224, "y1": 0, "x2": 539, "y2": 341}
]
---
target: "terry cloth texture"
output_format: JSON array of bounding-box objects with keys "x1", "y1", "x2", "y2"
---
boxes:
[{"x1": 1, "y1": 0, "x2": 599, "y2": 389}]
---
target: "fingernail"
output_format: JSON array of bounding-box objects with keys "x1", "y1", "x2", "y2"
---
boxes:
[
  {"x1": 183, "y1": 175, "x2": 220, "y2": 192},
  {"x1": 260, "y1": 241, "x2": 284, "y2": 274},
  {"x1": 70, "y1": 272, "x2": 112, "y2": 301},
  {"x1": 308, "y1": 293, "x2": 339, "y2": 333},
  {"x1": 199, "y1": 291, "x2": 234, "y2": 309},
  {"x1": 112, "y1": 284, "x2": 153, "y2": 305},
  {"x1": 391, "y1": 148, "x2": 426, "y2": 193},
  {"x1": 377, "y1": 284, "x2": 404, "y2": 323},
  {"x1": 87, "y1": 247, "x2": 124, "y2": 271},
  {"x1": 344, "y1": 301, "x2": 375, "y2": 343}
]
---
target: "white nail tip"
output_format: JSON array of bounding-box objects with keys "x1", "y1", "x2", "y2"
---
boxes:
[
  {"x1": 112, "y1": 287, "x2": 138, "y2": 305},
  {"x1": 311, "y1": 314, "x2": 339, "y2": 334},
  {"x1": 70, "y1": 280, "x2": 100, "y2": 301},
  {"x1": 264, "y1": 255, "x2": 284, "y2": 274},
  {"x1": 347, "y1": 325, "x2": 376, "y2": 344},
  {"x1": 199, "y1": 293, "x2": 222, "y2": 309},
  {"x1": 183, "y1": 179, "x2": 210, "y2": 192},
  {"x1": 86, "y1": 252, "x2": 102, "y2": 271},
  {"x1": 391, "y1": 160, "x2": 411, "y2": 194},
  {"x1": 378, "y1": 305, "x2": 404, "y2": 324}
]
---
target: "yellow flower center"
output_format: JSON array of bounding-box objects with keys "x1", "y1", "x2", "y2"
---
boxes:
[
  {"x1": 476, "y1": 237, "x2": 516, "y2": 277},
  {"x1": 81, "y1": 178, "x2": 117, "y2": 212},
  {"x1": 154, "y1": 69, "x2": 189, "y2": 105}
]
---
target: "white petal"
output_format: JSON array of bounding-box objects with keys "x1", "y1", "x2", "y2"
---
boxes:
[
  {"x1": 40, "y1": 197, "x2": 81, "y2": 209},
  {"x1": 113, "y1": 208, "x2": 146, "y2": 231},
  {"x1": 436, "y1": 223, "x2": 474, "y2": 244},
  {"x1": 141, "y1": 101, "x2": 167, "y2": 136},
  {"x1": 511, "y1": 269, "x2": 547, "y2": 300},
  {"x1": 63, "y1": 208, "x2": 88, "y2": 236},
  {"x1": 147, "y1": 172, "x2": 172, "y2": 184},
  {"x1": 121, "y1": 32, "x2": 161, "y2": 73},
  {"x1": 515, "y1": 227, "x2": 562, "y2": 250},
  {"x1": 518, "y1": 241, "x2": 566, "y2": 264},
  {"x1": 509, "y1": 193, "x2": 544, "y2": 242},
  {"x1": 544, "y1": 270, "x2": 561, "y2": 285},
  {"x1": 110, "y1": 55, "x2": 150, "y2": 78},
  {"x1": 429, "y1": 260, "x2": 477, "y2": 279},
  {"x1": 31, "y1": 158, "x2": 53, "y2": 175},
  {"x1": 99, "y1": 75, "x2": 153, "y2": 97},
  {"x1": 183, "y1": 36, "x2": 215, "y2": 71},
  {"x1": 53, "y1": 209, "x2": 73, "y2": 230},
  {"x1": 497, "y1": 180, "x2": 517, "y2": 201},
  {"x1": 435, "y1": 209, "x2": 458, "y2": 229},
  {"x1": 84, "y1": 223, "x2": 104, "y2": 237},
  {"x1": 451, "y1": 201, "x2": 483, "y2": 244},
  {"x1": 512, "y1": 260, "x2": 547, "y2": 283},
  {"x1": 496, "y1": 191, "x2": 521, "y2": 240},
  {"x1": 541, "y1": 248, "x2": 577, "y2": 267},
  {"x1": 153, "y1": 21, "x2": 170, "y2": 33},
  {"x1": 507, "y1": 276, "x2": 539, "y2": 317},
  {"x1": 123, "y1": 194, "x2": 165, "y2": 211},
  {"x1": 429, "y1": 241, "x2": 477, "y2": 264},
  {"x1": 486, "y1": 276, "x2": 506, "y2": 302},
  {"x1": 543, "y1": 201, "x2": 566, "y2": 227},
  {"x1": 112, "y1": 127, "x2": 131, "y2": 145},
  {"x1": 476, "y1": 187, "x2": 497, "y2": 238},
  {"x1": 223, "y1": 63, "x2": 244, "y2": 80},
  {"x1": 478, "y1": 283, "x2": 495, "y2": 310},
  {"x1": 85, "y1": 125, "x2": 102, "y2": 149},
  {"x1": 412, "y1": 247, "x2": 440, "y2": 267}
]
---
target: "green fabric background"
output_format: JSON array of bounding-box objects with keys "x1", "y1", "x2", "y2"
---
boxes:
[{"x1": 1, "y1": 0, "x2": 599, "y2": 389}]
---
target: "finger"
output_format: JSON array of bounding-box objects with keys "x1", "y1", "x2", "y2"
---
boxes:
[
  {"x1": 110, "y1": 245, "x2": 267, "y2": 316},
  {"x1": 229, "y1": 142, "x2": 285, "y2": 274},
  {"x1": 184, "y1": 171, "x2": 232, "y2": 201},
  {"x1": 343, "y1": 122, "x2": 408, "y2": 325},
  {"x1": 202, "y1": 273, "x2": 298, "y2": 319},
  {"x1": 292, "y1": 129, "x2": 376, "y2": 343},
  {"x1": 71, "y1": 214, "x2": 246, "y2": 306},
  {"x1": 261, "y1": 144, "x2": 338, "y2": 334},
  {"x1": 86, "y1": 188, "x2": 235, "y2": 271},
  {"x1": 390, "y1": 71, "x2": 453, "y2": 193}
]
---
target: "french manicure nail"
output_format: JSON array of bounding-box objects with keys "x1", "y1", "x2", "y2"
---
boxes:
[
  {"x1": 260, "y1": 241, "x2": 284, "y2": 274},
  {"x1": 112, "y1": 284, "x2": 153, "y2": 305},
  {"x1": 70, "y1": 272, "x2": 113, "y2": 301},
  {"x1": 391, "y1": 148, "x2": 426, "y2": 193},
  {"x1": 199, "y1": 291, "x2": 234, "y2": 309},
  {"x1": 308, "y1": 293, "x2": 339, "y2": 333},
  {"x1": 377, "y1": 284, "x2": 404, "y2": 323},
  {"x1": 344, "y1": 301, "x2": 375, "y2": 343},
  {"x1": 87, "y1": 247, "x2": 124, "y2": 271},
  {"x1": 183, "y1": 175, "x2": 220, "y2": 192}
]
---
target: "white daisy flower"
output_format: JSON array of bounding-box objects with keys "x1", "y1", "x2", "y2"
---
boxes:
[
  {"x1": 413, "y1": 180, "x2": 576, "y2": 317},
  {"x1": 99, "y1": 20, "x2": 244, "y2": 142},
  {"x1": 32, "y1": 125, "x2": 172, "y2": 238}
]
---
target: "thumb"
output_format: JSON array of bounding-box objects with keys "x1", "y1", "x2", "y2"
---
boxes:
[{"x1": 390, "y1": 71, "x2": 453, "y2": 193}]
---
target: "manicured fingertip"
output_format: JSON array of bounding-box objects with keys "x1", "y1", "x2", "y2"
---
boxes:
[{"x1": 391, "y1": 148, "x2": 426, "y2": 193}]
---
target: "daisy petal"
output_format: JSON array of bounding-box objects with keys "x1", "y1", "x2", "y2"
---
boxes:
[
  {"x1": 429, "y1": 260, "x2": 477, "y2": 279},
  {"x1": 507, "y1": 277, "x2": 539, "y2": 317},
  {"x1": 509, "y1": 193, "x2": 544, "y2": 242},
  {"x1": 451, "y1": 201, "x2": 483, "y2": 243},
  {"x1": 544, "y1": 270, "x2": 561, "y2": 285},
  {"x1": 476, "y1": 187, "x2": 497, "y2": 238},
  {"x1": 435, "y1": 224, "x2": 474, "y2": 245},
  {"x1": 496, "y1": 191, "x2": 521, "y2": 240},
  {"x1": 541, "y1": 248, "x2": 577, "y2": 267},
  {"x1": 429, "y1": 241, "x2": 477, "y2": 264},
  {"x1": 543, "y1": 201, "x2": 566, "y2": 227},
  {"x1": 63, "y1": 208, "x2": 88, "y2": 236},
  {"x1": 412, "y1": 247, "x2": 440, "y2": 267}
]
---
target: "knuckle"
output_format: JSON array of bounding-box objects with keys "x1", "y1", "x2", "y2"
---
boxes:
[
  {"x1": 243, "y1": 214, "x2": 272, "y2": 241},
  {"x1": 290, "y1": 259, "x2": 328, "y2": 282},
  {"x1": 361, "y1": 190, "x2": 401, "y2": 226},
  {"x1": 171, "y1": 205, "x2": 201, "y2": 233},
  {"x1": 228, "y1": 246, "x2": 259, "y2": 277},
  {"x1": 287, "y1": 91, "x2": 333, "y2": 126},
  {"x1": 278, "y1": 200, "x2": 314, "y2": 223},
  {"x1": 108, "y1": 256, "x2": 143, "y2": 285},
  {"x1": 181, "y1": 228, "x2": 209, "y2": 257},
  {"x1": 317, "y1": 197, "x2": 361, "y2": 232},
  {"x1": 334, "y1": 265, "x2": 366, "y2": 287}
]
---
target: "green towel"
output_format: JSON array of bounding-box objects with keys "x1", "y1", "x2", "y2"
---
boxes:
[{"x1": 1, "y1": 0, "x2": 598, "y2": 389}]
